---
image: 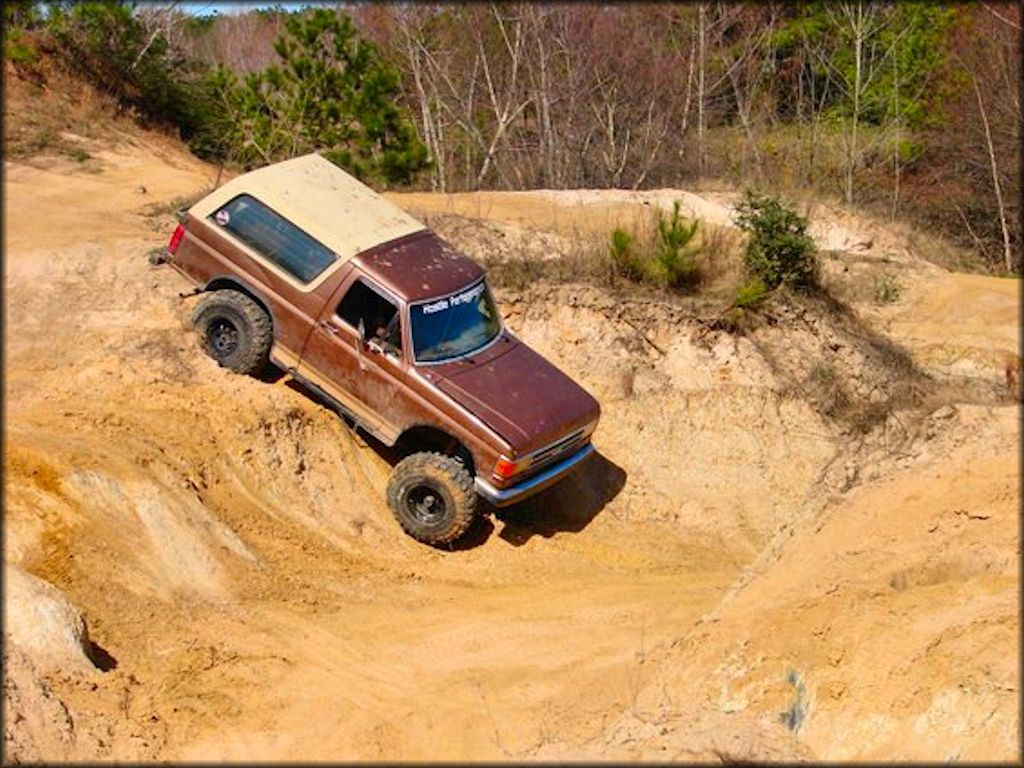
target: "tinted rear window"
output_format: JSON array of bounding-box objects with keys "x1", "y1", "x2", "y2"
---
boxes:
[{"x1": 210, "y1": 194, "x2": 337, "y2": 283}]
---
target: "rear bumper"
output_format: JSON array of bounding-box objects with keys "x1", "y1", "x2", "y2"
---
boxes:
[{"x1": 474, "y1": 443, "x2": 595, "y2": 508}]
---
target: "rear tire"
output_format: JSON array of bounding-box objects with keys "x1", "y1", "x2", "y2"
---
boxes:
[
  {"x1": 387, "y1": 452, "x2": 477, "y2": 546},
  {"x1": 191, "y1": 290, "x2": 272, "y2": 376}
]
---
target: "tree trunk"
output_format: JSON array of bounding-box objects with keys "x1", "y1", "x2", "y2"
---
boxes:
[
  {"x1": 891, "y1": 51, "x2": 900, "y2": 219},
  {"x1": 972, "y1": 74, "x2": 1014, "y2": 272},
  {"x1": 845, "y1": 2, "x2": 863, "y2": 206},
  {"x1": 697, "y1": 3, "x2": 706, "y2": 177},
  {"x1": 727, "y1": 63, "x2": 763, "y2": 181}
]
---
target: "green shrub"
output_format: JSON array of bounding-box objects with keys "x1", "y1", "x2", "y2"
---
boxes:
[
  {"x1": 873, "y1": 273, "x2": 901, "y2": 304},
  {"x1": 60, "y1": 144, "x2": 92, "y2": 162},
  {"x1": 654, "y1": 201, "x2": 701, "y2": 288},
  {"x1": 3, "y1": 0, "x2": 40, "y2": 29},
  {"x1": 733, "y1": 277, "x2": 770, "y2": 308},
  {"x1": 733, "y1": 189, "x2": 817, "y2": 288},
  {"x1": 607, "y1": 202, "x2": 705, "y2": 291},
  {"x1": 45, "y1": 2, "x2": 219, "y2": 155},
  {"x1": 4, "y1": 1, "x2": 41, "y2": 65},
  {"x1": 609, "y1": 228, "x2": 643, "y2": 281},
  {"x1": 4, "y1": 30, "x2": 39, "y2": 64}
]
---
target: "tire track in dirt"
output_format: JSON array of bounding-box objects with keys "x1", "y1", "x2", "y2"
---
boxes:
[{"x1": 4, "y1": 142, "x2": 1017, "y2": 761}]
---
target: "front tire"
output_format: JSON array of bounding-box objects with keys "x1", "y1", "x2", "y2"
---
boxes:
[
  {"x1": 387, "y1": 452, "x2": 477, "y2": 546},
  {"x1": 191, "y1": 289, "x2": 272, "y2": 376}
]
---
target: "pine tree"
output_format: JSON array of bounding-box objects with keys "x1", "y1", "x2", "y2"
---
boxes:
[{"x1": 224, "y1": 8, "x2": 428, "y2": 185}]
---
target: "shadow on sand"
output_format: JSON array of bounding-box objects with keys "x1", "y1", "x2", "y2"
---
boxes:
[
  {"x1": 281, "y1": 374, "x2": 626, "y2": 550},
  {"x1": 490, "y1": 451, "x2": 626, "y2": 547}
]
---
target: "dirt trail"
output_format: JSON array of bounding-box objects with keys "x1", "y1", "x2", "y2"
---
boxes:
[{"x1": 4, "y1": 137, "x2": 1019, "y2": 761}]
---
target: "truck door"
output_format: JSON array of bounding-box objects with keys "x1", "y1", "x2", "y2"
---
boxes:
[{"x1": 297, "y1": 271, "x2": 407, "y2": 441}]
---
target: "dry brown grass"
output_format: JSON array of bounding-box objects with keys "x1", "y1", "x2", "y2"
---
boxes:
[
  {"x1": 4, "y1": 55, "x2": 129, "y2": 160},
  {"x1": 431, "y1": 208, "x2": 749, "y2": 314}
]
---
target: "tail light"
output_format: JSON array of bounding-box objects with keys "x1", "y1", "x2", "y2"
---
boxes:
[{"x1": 168, "y1": 224, "x2": 185, "y2": 254}]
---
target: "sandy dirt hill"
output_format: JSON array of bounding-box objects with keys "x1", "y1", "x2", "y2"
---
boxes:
[{"x1": 3, "y1": 127, "x2": 1019, "y2": 761}]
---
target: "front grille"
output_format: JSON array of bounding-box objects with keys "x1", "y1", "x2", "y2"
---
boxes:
[{"x1": 528, "y1": 428, "x2": 585, "y2": 470}]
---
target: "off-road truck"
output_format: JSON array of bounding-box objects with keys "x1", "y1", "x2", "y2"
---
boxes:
[{"x1": 155, "y1": 153, "x2": 600, "y2": 546}]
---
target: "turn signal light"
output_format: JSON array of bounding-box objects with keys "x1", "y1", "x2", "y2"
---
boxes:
[
  {"x1": 168, "y1": 224, "x2": 185, "y2": 254},
  {"x1": 493, "y1": 456, "x2": 529, "y2": 480}
]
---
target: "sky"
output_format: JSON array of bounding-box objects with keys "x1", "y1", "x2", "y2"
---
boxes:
[{"x1": 178, "y1": 1, "x2": 340, "y2": 16}]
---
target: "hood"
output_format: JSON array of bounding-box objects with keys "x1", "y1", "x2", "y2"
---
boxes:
[{"x1": 427, "y1": 336, "x2": 599, "y2": 455}]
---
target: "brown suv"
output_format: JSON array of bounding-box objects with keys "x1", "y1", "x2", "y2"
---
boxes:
[{"x1": 156, "y1": 153, "x2": 600, "y2": 545}]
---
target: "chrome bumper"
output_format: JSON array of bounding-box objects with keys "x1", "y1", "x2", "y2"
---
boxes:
[{"x1": 474, "y1": 443, "x2": 595, "y2": 508}]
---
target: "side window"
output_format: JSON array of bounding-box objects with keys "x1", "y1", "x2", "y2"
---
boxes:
[
  {"x1": 210, "y1": 194, "x2": 337, "y2": 283},
  {"x1": 337, "y1": 280, "x2": 402, "y2": 356}
]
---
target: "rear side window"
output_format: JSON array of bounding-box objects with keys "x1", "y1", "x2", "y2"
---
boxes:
[{"x1": 210, "y1": 194, "x2": 337, "y2": 283}]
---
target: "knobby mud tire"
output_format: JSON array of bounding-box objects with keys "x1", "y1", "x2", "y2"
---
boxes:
[
  {"x1": 191, "y1": 289, "x2": 273, "y2": 376},
  {"x1": 387, "y1": 452, "x2": 478, "y2": 546}
]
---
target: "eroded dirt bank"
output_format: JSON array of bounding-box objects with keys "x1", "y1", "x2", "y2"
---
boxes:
[{"x1": 4, "y1": 136, "x2": 1019, "y2": 761}]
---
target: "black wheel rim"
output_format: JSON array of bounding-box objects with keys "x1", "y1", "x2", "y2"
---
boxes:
[
  {"x1": 207, "y1": 318, "x2": 239, "y2": 359},
  {"x1": 405, "y1": 482, "x2": 448, "y2": 526}
]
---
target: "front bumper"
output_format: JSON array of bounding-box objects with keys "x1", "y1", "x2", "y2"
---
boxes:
[{"x1": 474, "y1": 443, "x2": 595, "y2": 508}]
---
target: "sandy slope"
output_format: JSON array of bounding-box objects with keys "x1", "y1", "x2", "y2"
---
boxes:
[{"x1": 3, "y1": 136, "x2": 1019, "y2": 761}]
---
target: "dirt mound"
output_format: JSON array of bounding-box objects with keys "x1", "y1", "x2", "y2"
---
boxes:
[
  {"x1": 3, "y1": 645, "x2": 94, "y2": 762},
  {"x1": 4, "y1": 131, "x2": 1018, "y2": 761},
  {"x1": 627, "y1": 404, "x2": 1019, "y2": 762},
  {"x1": 5, "y1": 567, "x2": 94, "y2": 672}
]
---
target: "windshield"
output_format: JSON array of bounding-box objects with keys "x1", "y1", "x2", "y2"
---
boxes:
[{"x1": 410, "y1": 279, "x2": 502, "y2": 363}]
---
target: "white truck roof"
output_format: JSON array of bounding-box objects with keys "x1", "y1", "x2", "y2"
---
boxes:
[{"x1": 189, "y1": 153, "x2": 426, "y2": 262}]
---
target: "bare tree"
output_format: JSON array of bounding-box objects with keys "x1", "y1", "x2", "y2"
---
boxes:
[
  {"x1": 970, "y1": 73, "x2": 1014, "y2": 273},
  {"x1": 387, "y1": 5, "x2": 449, "y2": 190},
  {"x1": 133, "y1": 2, "x2": 182, "y2": 69},
  {"x1": 707, "y1": 3, "x2": 777, "y2": 182},
  {"x1": 184, "y1": 11, "x2": 284, "y2": 73},
  {"x1": 470, "y1": 5, "x2": 533, "y2": 188},
  {"x1": 697, "y1": 3, "x2": 707, "y2": 177},
  {"x1": 830, "y1": 1, "x2": 888, "y2": 205},
  {"x1": 521, "y1": 5, "x2": 559, "y2": 186}
]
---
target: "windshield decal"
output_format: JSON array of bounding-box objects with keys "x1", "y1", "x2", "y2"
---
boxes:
[
  {"x1": 421, "y1": 281, "x2": 486, "y2": 315},
  {"x1": 451, "y1": 281, "x2": 486, "y2": 306},
  {"x1": 422, "y1": 298, "x2": 449, "y2": 314},
  {"x1": 410, "y1": 279, "x2": 501, "y2": 364}
]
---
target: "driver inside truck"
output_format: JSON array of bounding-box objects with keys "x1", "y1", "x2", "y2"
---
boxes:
[{"x1": 371, "y1": 311, "x2": 401, "y2": 357}]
